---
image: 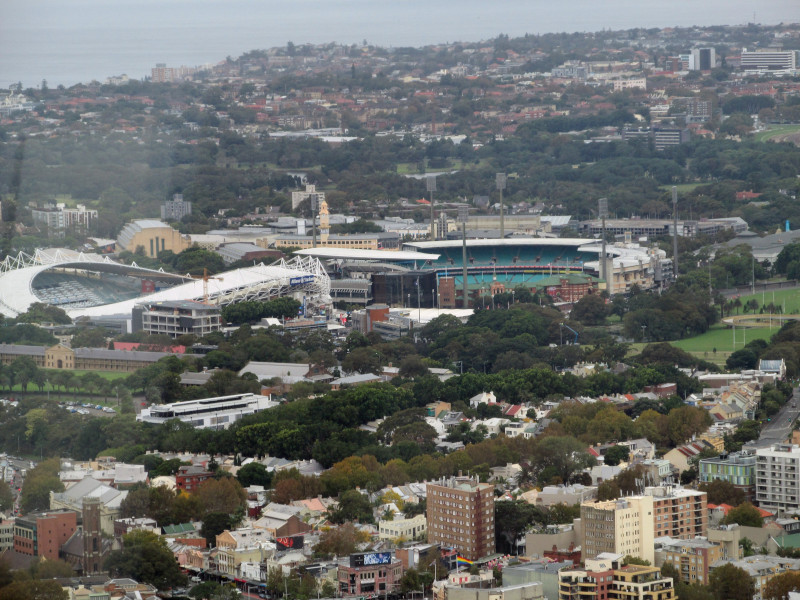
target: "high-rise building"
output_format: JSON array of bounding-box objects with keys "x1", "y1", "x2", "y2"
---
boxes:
[
  {"x1": 657, "y1": 538, "x2": 723, "y2": 585},
  {"x1": 647, "y1": 485, "x2": 707, "y2": 540},
  {"x1": 427, "y1": 475, "x2": 495, "y2": 560},
  {"x1": 581, "y1": 497, "x2": 655, "y2": 564},
  {"x1": 691, "y1": 48, "x2": 716, "y2": 71},
  {"x1": 291, "y1": 183, "x2": 326, "y2": 211},
  {"x1": 756, "y1": 443, "x2": 800, "y2": 513},
  {"x1": 161, "y1": 193, "x2": 193, "y2": 221}
]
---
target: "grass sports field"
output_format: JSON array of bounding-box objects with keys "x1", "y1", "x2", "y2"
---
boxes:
[
  {"x1": 734, "y1": 288, "x2": 800, "y2": 315},
  {"x1": 753, "y1": 124, "x2": 800, "y2": 143},
  {"x1": 629, "y1": 324, "x2": 776, "y2": 367}
]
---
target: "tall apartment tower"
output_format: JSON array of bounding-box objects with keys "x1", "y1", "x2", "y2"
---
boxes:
[
  {"x1": 756, "y1": 443, "x2": 800, "y2": 513},
  {"x1": 82, "y1": 497, "x2": 102, "y2": 575},
  {"x1": 426, "y1": 475, "x2": 495, "y2": 560},
  {"x1": 161, "y1": 193, "x2": 193, "y2": 221},
  {"x1": 647, "y1": 485, "x2": 707, "y2": 540},
  {"x1": 691, "y1": 48, "x2": 716, "y2": 71}
]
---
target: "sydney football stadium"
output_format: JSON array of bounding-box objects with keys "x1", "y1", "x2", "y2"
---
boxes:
[{"x1": 0, "y1": 248, "x2": 329, "y2": 322}]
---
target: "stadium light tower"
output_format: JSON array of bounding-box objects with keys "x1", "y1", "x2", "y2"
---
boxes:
[
  {"x1": 427, "y1": 176, "x2": 437, "y2": 240},
  {"x1": 598, "y1": 198, "x2": 608, "y2": 292},
  {"x1": 310, "y1": 193, "x2": 318, "y2": 248},
  {"x1": 672, "y1": 186, "x2": 679, "y2": 281},
  {"x1": 496, "y1": 173, "x2": 507, "y2": 238},
  {"x1": 458, "y1": 205, "x2": 469, "y2": 308}
]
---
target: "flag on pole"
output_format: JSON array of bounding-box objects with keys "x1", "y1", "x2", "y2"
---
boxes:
[{"x1": 456, "y1": 556, "x2": 473, "y2": 567}]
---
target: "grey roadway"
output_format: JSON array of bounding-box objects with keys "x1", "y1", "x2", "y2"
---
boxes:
[{"x1": 746, "y1": 387, "x2": 800, "y2": 449}]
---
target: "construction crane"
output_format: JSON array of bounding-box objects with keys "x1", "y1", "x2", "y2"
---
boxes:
[
  {"x1": 188, "y1": 268, "x2": 223, "y2": 304},
  {"x1": 560, "y1": 322, "x2": 579, "y2": 345}
]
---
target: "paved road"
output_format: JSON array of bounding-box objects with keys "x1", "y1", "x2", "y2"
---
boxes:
[{"x1": 748, "y1": 387, "x2": 800, "y2": 448}]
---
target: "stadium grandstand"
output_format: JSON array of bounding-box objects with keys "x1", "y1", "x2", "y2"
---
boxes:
[
  {"x1": 296, "y1": 238, "x2": 668, "y2": 309},
  {"x1": 0, "y1": 248, "x2": 330, "y2": 324},
  {"x1": 402, "y1": 238, "x2": 669, "y2": 297}
]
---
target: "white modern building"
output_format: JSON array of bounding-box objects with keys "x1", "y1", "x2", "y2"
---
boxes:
[
  {"x1": 137, "y1": 393, "x2": 279, "y2": 429},
  {"x1": 741, "y1": 49, "x2": 797, "y2": 71}
]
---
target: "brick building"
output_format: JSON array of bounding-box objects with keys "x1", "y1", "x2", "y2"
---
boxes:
[
  {"x1": 175, "y1": 465, "x2": 213, "y2": 492},
  {"x1": 338, "y1": 553, "x2": 403, "y2": 597},
  {"x1": 427, "y1": 475, "x2": 495, "y2": 561},
  {"x1": 13, "y1": 509, "x2": 78, "y2": 560}
]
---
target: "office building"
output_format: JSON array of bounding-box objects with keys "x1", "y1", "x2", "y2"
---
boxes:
[
  {"x1": 653, "y1": 128, "x2": 690, "y2": 151},
  {"x1": 581, "y1": 497, "x2": 655, "y2": 564},
  {"x1": 427, "y1": 475, "x2": 495, "y2": 561},
  {"x1": 740, "y1": 49, "x2": 797, "y2": 71},
  {"x1": 137, "y1": 392, "x2": 278, "y2": 430},
  {"x1": 161, "y1": 194, "x2": 193, "y2": 221},
  {"x1": 699, "y1": 452, "x2": 756, "y2": 501},
  {"x1": 13, "y1": 509, "x2": 78, "y2": 560},
  {"x1": 756, "y1": 444, "x2": 800, "y2": 513},
  {"x1": 132, "y1": 299, "x2": 222, "y2": 338}
]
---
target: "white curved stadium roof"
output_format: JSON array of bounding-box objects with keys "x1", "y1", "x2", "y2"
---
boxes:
[{"x1": 0, "y1": 249, "x2": 330, "y2": 319}]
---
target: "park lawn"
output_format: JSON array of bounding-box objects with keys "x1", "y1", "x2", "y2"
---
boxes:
[
  {"x1": 753, "y1": 124, "x2": 800, "y2": 143},
  {"x1": 1, "y1": 369, "x2": 127, "y2": 395}
]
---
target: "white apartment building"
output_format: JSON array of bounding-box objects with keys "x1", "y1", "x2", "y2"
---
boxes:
[
  {"x1": 756, "y1": 444, "x2": 800, "y2": 513},
  {"x1": 581, "y1": 496, "x2": 655, "y2": 564},
  {"x1": 378, "y1": 514, "x2": 426, "y2": 541}
]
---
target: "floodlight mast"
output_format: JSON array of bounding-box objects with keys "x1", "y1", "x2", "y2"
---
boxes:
[
  {"x1": 427, "y1": 176, "x2": 437, "y2": 240},
  {"x1": 458, "y1": 205, "x2": 469, "y2": 308},
  {"x1": 496, "y1": 173, "x2": 507, "y2": 239},
  {"x1": 672, "y1": 186, "x2": 679, "y2": 281},
  {"x1": 598, "y1": 198, "x2": 608, "y2": 292},
  {"x1": 310, "y1": 193, "x2": 318, "y2": 248}
]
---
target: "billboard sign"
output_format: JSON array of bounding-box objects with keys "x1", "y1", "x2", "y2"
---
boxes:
[{"x1": 350, "y1": 552, "x2": 392, "y2": 567}]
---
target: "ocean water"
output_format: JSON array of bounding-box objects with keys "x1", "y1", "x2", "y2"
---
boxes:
[{"x1": 1, "y1": 0, "x2": 800, "y2": 88}]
